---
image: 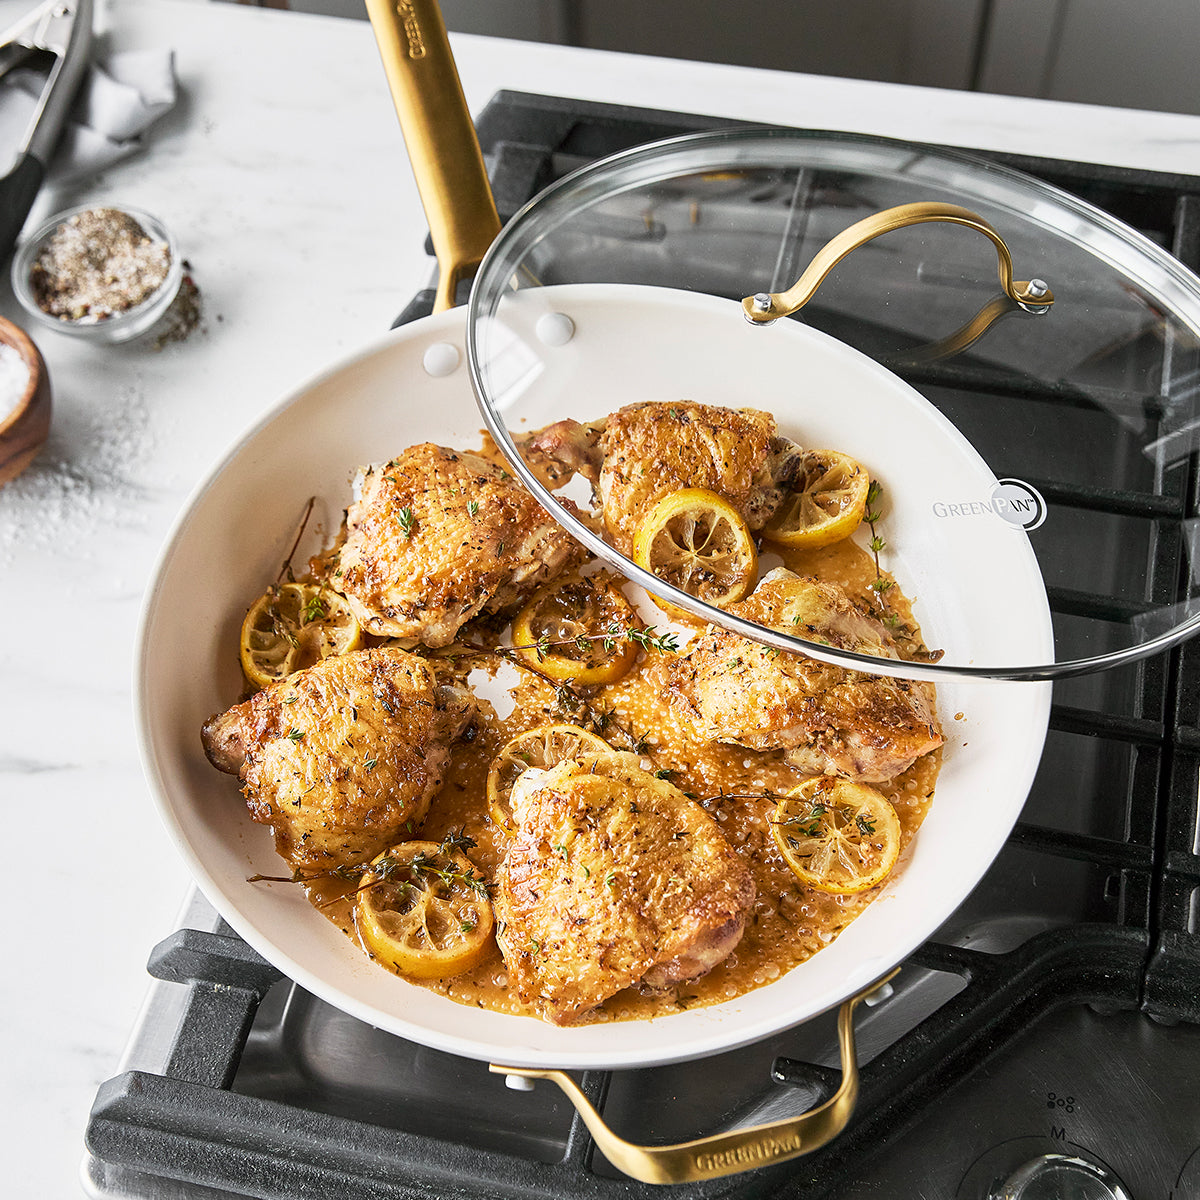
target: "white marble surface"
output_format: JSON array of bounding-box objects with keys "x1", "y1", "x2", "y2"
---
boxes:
[{"x1": 4, "y1": 0, "x2": 1200, "y2": 1193}]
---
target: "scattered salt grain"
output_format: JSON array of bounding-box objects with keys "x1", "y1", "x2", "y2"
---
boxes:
[
  {"x1": 0, "y1": 342, "x2": 30, "y2": 422},
  {"x1": 0, "y1": 382, "x2": 153, "y2": 564}
]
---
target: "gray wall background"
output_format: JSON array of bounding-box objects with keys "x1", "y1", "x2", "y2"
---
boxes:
[{"x1": 271, "y1": 0, "x2": 1200, "y2": 118}]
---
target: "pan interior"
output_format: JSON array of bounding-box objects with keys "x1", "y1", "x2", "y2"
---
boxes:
[{"x1": 138, "y1": 307, "x2": 1050, "y2": 1069}]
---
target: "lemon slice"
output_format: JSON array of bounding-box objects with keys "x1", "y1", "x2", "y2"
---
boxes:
[
  {"x1": 761, "y1": 450, "x2": 870, "y2": 548},
  {"x1": 512, "y1": 573, "x2": 639, "y2": 686},
  {"x1": 771, "y1": 777, "x2": 901, "y2": 894},
  {"x1": 632, "y1": 487, "x2": 757, "y2": 616},
  {"x1": 487, "y1": 723, "x2": 612, "y2": 836},
  {"x1": 355, "y1": 840, "x2": 495, "y2": 979},
  {"x1": 239, "y1": 581, "x2": 362, "y2": 689}
]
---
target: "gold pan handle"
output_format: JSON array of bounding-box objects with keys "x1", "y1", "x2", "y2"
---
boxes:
[
  {"x1": 365, "y1": 0, "x2": 501, "y2": 312},
  {"x1": 489, "y1": 969, "x2": 898, "y2": 1186},
  {"x1": 742, "y1": 201, "x2": 1053, "y2": 324}
]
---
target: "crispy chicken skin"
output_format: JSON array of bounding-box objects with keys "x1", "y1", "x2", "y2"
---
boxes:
[
  {"x1": 669, "y1": 569, "x2": 942, "y2": 782},
  {"x1": 526, "y1": 402, "x2": 802, "y2": 554},
  {"x1": 330, "y1": 443, "x2": 585, "y2": 647},
  {"x1": 201, "y1": 647, "x2": 476, "y2": 871},
  {"x1": 495, "y1": 752, "x2": 755, "y2": 1025}
]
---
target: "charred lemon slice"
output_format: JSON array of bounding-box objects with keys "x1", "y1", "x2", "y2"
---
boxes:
[
  {"x1": 487, "y1": 723, "x2": 612, "y2": 836},
  {"x1": 355, "y1": 840, "x2": 494, "y2": 979},
  {"x1": 239, "y1": 581, "x2": 362, "y2": 689},
  {"x1": 771, "y1": 777, "x2": 901, "y2": 894},
  {"x1": 632, "y1": 487, "x2": 757, "y2": 616},
  {"x1": 761, "y1": 449, "x2": 870, "y2": 549},
  {"x1": 512, "y1": 573, "x2": 639, "y2": 685}
]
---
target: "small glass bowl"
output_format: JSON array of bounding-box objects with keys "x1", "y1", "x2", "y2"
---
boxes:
[{"x1": 11, "y1": 204, "x2": 182, "y2": 345}]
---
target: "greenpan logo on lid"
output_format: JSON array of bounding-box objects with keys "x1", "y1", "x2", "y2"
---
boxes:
[{"x1": 931, "y1": 478, "x2": 1046, "y2": 532}]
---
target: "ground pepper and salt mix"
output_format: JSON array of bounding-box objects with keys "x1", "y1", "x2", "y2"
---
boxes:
[{"x1": 30, "y1": 208, "x2": 172, "y2": 324}]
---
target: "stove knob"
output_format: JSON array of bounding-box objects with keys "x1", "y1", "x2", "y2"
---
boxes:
[{"x1": 988, "y1": 1153, "x2": 1133, "y2": 1200}]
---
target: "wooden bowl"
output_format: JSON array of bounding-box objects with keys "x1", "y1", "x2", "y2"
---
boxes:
[{"x1": 0, "y1": 315, "x2": 51, "y2": 485}]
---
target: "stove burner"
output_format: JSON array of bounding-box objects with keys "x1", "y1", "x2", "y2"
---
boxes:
[{"x1": 85, "y1": 92, "x2": 1200, "y2": 1200}]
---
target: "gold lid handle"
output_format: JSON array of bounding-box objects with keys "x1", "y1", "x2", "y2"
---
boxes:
[
  {"x1": 489, "y1": 969, "x2": 897, "y2": 1185},
  {"x1": 742, "y1": 201, "x2": 1053, "y2": 324},
  {"x1": 365, "y1": 0, "x2": 500, "y2": 312}
]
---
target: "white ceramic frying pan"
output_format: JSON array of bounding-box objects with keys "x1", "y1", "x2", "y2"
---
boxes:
[{"x1": 135, "y1": 0, "x2": 1054, "y2": 1182}]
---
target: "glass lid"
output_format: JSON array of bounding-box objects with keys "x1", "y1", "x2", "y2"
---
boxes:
[{"x1": 466, "y1": 129, "x2": 1200, "y2": 681}]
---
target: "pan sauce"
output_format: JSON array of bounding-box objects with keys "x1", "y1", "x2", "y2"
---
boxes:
[{"x1": 316, "y1": 536, "x2": 941, "y2": 1024}]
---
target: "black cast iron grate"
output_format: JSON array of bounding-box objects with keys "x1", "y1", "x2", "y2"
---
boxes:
[{"x1": 87, "y1": 93, "x2": 1200, "y2": 1199}]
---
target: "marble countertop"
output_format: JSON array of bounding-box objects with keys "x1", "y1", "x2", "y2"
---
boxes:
[{"x1": 5, "y1": 0, "x2": 1200, "y2": 1192}]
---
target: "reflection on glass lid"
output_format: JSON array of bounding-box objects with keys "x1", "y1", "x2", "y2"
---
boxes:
[{"x1": 466, "y1": 129, "x2": 1200, "y2": 682}]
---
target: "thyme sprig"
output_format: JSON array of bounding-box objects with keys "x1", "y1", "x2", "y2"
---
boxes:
[
  {"x1": 772, "y1": 802, "x2": 877, "y2": 840},
  {"x1": 863, "y1": 480, "x2": 896, "y2": 624},
  {"x1": 515, "y1": 620, "x2": 679, "y2": 662},
  {"x1": 626, "y1": 626, "x2": 680, "y2": 653},
  {"x1": 775, "y1": 801, "x2": 829, "y2": 839},
  {"x1": 278, "y1": 496, "x2": 317, "y2": 584},
  {"x1": 303, "y1": 590, "x2": 327, "y2": 622},
  {"x1": 692, "y1": 787, "x2": 793, "y2": 813},
  {"x1": 247, "y1": 830, "x2": 489, "y2": 903},
  {"x1": 364, "y1": 831, "x2": 489, "y2": 900},
  {"x1": 861, "y1": 481, "x2": 944, "y2": 661}
]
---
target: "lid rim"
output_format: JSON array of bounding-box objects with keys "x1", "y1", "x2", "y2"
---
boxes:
[{"x1": 466, "y1": 128, "x2": 1200, "y2": 680}]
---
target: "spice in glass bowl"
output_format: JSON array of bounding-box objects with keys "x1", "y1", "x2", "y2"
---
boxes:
[
  {"x1": 30, "y1": 207, "x2": 171, "y2": 322},
  {"x1": 12, "y1": 205, "x2": 183, "y2": 344}
]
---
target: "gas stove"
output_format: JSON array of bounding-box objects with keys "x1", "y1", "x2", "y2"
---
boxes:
[{"x1": 84, "y1": 92, "x2": 1200, "y2": 1200}]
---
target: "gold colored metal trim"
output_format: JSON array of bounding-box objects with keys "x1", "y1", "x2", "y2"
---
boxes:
[
  {"x1": 365, "y1": 0, "x2": 500, "y2": 311},
  {"x1": 742, "y1": 201, "x2": 1054, "y2": 324},
  {"x1": 489, "y1": 969, "x2": 898, "y2": 1185}
]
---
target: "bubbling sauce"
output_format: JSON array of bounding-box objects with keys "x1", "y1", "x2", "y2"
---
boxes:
[{"x1": 315, "y1": 537, "x2": 941, "y2": 1024}]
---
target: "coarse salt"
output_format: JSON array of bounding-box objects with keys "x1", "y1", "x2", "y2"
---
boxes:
[
  {"x1": 0, "y1": 382, "x2": 154, "y2": 567},
  {"x1": 0, "y1": 342, "x2": 30, "y2": 422}
]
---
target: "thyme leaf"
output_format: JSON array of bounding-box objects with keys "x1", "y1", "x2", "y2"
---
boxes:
[
  {"x1": 247, "y1": 829, "x2": 489, "y2": 901},
  {"x1": 509, "y1": 621, "x2": 679, "y2": 660}
]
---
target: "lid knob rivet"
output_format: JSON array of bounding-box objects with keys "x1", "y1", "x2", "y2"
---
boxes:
[
  {"x1": 752, "y1": 293, "x2": 773, "y2": 313},
  {"x1": 1026, "y1": 279, "x2": 1048, "y2": 298}
]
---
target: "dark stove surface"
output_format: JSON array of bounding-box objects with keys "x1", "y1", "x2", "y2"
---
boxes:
[{"x1": 85, "y1": 93, "x2": 1200, "y2": 1200}]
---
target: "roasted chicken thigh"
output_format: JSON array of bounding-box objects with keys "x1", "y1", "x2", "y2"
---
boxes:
[
  {"x1": 495, "y1": 751, "x2": 755, "y2": 1025},
  {"x1": 525, "y1": 401, "x2": 802, "y2": 554},
  {"x1": 202, "y1": 647, "x2": 476, "y2": 871},
  {"x1": 331, "y1": 442, "x2": 585, "y2": 647},
  {"x1": 668, "y1": 569, "x2": 942, "y2": 782}
]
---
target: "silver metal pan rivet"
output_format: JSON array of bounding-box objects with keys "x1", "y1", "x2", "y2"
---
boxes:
[
  {"x1": 505, "y1": 1074, "x2": 536, "y2": 1091},
  {"x1": 863, "y1": 981, "x2": 895, "y2": 1007},
  {"x1": 1027, "y1": 279, "x2": 1048, "y2": 298}
]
